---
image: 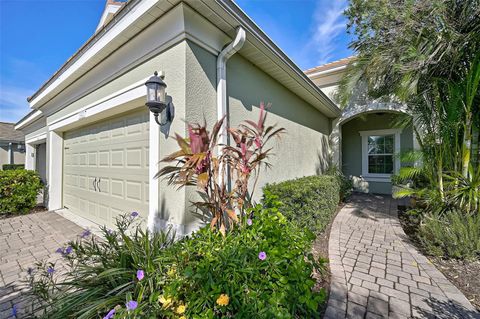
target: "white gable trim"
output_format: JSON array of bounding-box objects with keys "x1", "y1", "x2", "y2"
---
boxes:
[
  {"x1": 29, "y1": 0, "x2": 158, "y2": 108},
  {"x1": 96, "y1": 2, "x2": 123, "y2": 32},
  {"x1": 15, "y1": 110, "x2": 43, "y2": 130}
]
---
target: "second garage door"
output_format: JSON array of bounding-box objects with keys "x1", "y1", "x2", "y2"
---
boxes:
[{"x1": 63, "y1": 109, "x2": 149, "y2": 228}]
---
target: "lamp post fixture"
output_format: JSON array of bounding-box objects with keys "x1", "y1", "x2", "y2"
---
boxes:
[{"x1": 145, "y1": 71, "x2": 172, "y2": 126}]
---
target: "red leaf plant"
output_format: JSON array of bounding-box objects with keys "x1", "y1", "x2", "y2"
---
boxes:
[{"x1": 157, "y1": 102, "x2": 285, "y2": 235}]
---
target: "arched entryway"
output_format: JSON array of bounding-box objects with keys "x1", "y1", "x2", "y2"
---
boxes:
[{"x1": 330, "y1": 104, "x2": 419, "y2": 194}]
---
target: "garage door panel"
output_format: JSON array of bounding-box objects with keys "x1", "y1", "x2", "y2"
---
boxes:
[{"x1": 63, "y1": 109, "x2": 149, "y2": 228}]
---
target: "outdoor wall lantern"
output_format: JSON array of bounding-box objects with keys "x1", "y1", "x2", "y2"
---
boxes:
[{"x1": 145, "y1": 71, "x2": 172, "y2": 126}]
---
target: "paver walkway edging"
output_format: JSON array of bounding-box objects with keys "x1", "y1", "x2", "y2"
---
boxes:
[{"x1": 324, "y1": 194, "x2": 479, "y2": 319}]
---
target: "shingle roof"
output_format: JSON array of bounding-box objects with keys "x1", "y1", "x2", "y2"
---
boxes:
[
  {"x1": 0, "y1": 122, "x2": 25, "y2": 143},
  {"x1": 304, "y1": 56, "x2": 356, "y2": 75}
]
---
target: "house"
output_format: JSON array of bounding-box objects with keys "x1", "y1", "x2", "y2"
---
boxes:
[
  {"x1": 0, "y1": 122, "x2": 25, "y2": 169},
  {"x1": 15, "y1": 0, "x2": 340, "y2": 234},
  {"x1": 306, "y1": 57, "x2": 419, "y2": 194}
]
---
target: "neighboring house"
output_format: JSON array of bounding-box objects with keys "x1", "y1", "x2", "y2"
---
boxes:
[
  {"x1": 0, "y1": 122, "x2": 25, "y2": 169},
  {"x1": 306, "y1": 57, "x2": 419, "y2": 194},
  {"x1": 15, "y1": 0, "x2": 340, "y2": 234}
]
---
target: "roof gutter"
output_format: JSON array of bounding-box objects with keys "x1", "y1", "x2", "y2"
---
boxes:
[
  {"x1": 214, "y1": 0, "x2": 340, "y2": 118},
  {"x1": 15, "y1": 110, "x2": 43, "y2": 131},
  {"x1": 216, "y1": 27, "x2": 246, "y2": 147}
]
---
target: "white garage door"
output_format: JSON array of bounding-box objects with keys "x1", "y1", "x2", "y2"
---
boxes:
[{"x1": 63, "y1": 109, "x2": 149, "y2": 228}]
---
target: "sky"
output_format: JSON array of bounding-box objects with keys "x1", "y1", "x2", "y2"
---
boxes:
[{"x1": 0, "y1": 0, "x2": 352, "y2": 123}]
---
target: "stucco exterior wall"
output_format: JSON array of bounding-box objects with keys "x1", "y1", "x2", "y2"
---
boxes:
[
  {"x1": 0, "y1": 146, "x2": 8, "y2": 168},
  {"x1": 341, "y1": 113, "x2": 413, "y2": 194},
  {"x1": 227, "y1": 54, "x2": 332, "y2": 202},
  {"x1": 0, "y1": 144, "x2": 25, "y2": 168},
  {"x1": 182, "y1": 41, "x2": 218, "y2": 232}
]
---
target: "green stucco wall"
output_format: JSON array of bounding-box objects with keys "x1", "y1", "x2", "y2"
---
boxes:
[
  {"x1": 227, "y1": 53, "x2": 332, "y2": 201},
  {"x1": 341, "y1": 112, "x2": 413, "y2": 194}
]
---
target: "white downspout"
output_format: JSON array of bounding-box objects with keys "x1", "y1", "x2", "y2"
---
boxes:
[{"x1": 216, "y1": 27, "x2": 246, "y2": 148}]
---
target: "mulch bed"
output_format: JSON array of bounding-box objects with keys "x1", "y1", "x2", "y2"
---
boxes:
[
  {"x1": 0, "y1": 206, "x2": 47, "y2": 220},
  {"x1": 397, "y1": 206, "x2": 480, "y2": 311},
  {"x1": 312, "y1": 203, "x2": 345, "y2": 316}
]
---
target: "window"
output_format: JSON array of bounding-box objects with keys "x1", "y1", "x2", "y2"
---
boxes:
[
  {"x1": 367, "y1": 135, "x2": 394, "y2": 174},
  {"x1": 360, "y1": 129, "x2": 402, "y2": 180}
]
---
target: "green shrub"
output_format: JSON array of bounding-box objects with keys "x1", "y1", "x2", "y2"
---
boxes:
[
  {"x1": 2, "y1": 164, "x2": 25, "y2": 170},
  {"x1": 325, "y1": 166, "x2": 353, "y2": 201},
  {"x1": 28, "y1": 213, "x2": 176, "y2": 319},
  {"x1": 0, "y1": 169, "x2": 43, "y2": 215},
  {"x1": 29, "y1": 200, "x2": 326, "y2": 319},
  {"x1": 262, "y1": 175, "x2": 341, "y2": 234},
  {"x1": 160, "y1": 196, "x2": 326, "y2": 319},
  {"x1": 418, "y1": 210, "x2": 480, "y2": 260}
]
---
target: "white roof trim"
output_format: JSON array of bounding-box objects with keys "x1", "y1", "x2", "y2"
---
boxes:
[
  {"x1": 29, "y1": 0, "x2": 153, "y2": 108},
  {"x1": 15, "y1": 110, "x2": 42, "y2": 130},
  {"x1": 307, "y1": 65, "x2": 347, "y2": 79},
  {"x1": 96, "y1": 2, "x2": 123, "y2": 32}
]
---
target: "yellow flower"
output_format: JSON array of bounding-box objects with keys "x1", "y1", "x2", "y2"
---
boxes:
[
  {"x1": 176, "y1": 305, "x2": 186, "y2": 314},
  {"x1": 158, "y1": 295, "x2": 173, "y2": 307},
  {"x1": 167, "y1": 267, "x2": 177, "y2": 277},
  {"x1": 216, "y1": 294, "x2": 229, "y2": 306},
  {"x1": 179, "y1": 317, "x2": 186, "y2": 319}
]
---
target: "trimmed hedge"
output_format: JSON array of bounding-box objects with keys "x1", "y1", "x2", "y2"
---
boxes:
[
  {"x1": 0, "y1": 169, "x2": 43, "y2": 215},
  {"x1": 2, "y1": 164, "x2": 25, "y2": 170},
  {"x1": 263, "y1": 175, "x2": 341, "y2": 234}
]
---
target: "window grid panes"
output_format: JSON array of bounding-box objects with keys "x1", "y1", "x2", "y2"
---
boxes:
[{"x1": 367, "y1": 135, "x2": 394, "y2": 174}]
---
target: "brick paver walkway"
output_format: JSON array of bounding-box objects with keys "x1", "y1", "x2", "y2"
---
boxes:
[
  {"x1": 0, "y1": 212, "x2": 84, "y2": 318},
  {"x1": 325, "y1": 194, "x2": 479, "y2": 319}
]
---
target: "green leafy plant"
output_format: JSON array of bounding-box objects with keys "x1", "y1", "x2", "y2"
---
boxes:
[
  {"x1": 157, "y1": 193, "x2": 326, "y2": 319},
  {"x1": 28, "y1": 202, "x2": 327, "y2": 318},
  {"x1": 417, "y1": 210, "x2": 480, "y2": 260},
  {"x1": 2, "y1": 164, "x2": 25, "y2": 170},
  {"x1": 262, "y1": 175, "x2": 341, "y2": 234},
  {"x1": 324, "y1": 165, "x2": 353, "y2": 201},
  {"x1": 0, "y1": 169, "x2": 43, "y2": 215},
  {"x1": 158, "y1": 103, "x2": 284, "y2": 235},
  {"x1": 28, "y1": 213, "x2": 176, "y2": 319}
]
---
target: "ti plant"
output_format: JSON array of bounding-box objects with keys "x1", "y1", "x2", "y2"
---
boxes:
[{"x1": 157, "y1": 103, "x2": 285, "y2": 235}]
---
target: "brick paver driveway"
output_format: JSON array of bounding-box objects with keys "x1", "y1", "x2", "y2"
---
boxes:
[
  {"x1": 0, "y1": 211, "x2": 84, "y2": 318},
  {"x1": 325, "y1": 194, "x2": 479, "y2": 319}
]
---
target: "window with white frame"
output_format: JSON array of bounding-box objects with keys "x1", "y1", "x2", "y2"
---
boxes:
[
  {"x1": 360, "y1": 129, "x2": 401, "y2": 180},
  {"x1": 367, "y1": 135, "x2": 394, "y2": 174}
]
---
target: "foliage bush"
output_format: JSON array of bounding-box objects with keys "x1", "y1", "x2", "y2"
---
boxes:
[
  {"x1": 2, "y1": 164, "x2": 25, "y2": 170},
  {"x1": 28, "y1": 213, "x2": 176, "y2": 319},
  {"x1": 29, "y1": 198, "x2": 326, "y2": 318},
  {"x1": 0, "y1": 169, "x2": 42, "y2": 215},
  {"x1": 262, "y1": 175, "x2": 341, "y2": 234},
  {"x1": 416, "y1": 209, "x2": 480, "y2": 261}
]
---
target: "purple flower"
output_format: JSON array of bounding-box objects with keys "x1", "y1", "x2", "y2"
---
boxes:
[
  {"x1": 107, "y1": 229, "x2": 114, "y2": 235},
  {"x1": 27, "y1": 267, "x2": 33, "y2": 275},
  {"x1": 81, "y1": 229, "x2": 91, "y2": 238},
  {"x1": 47, "y1": 266, "x2": 55, "y2": 274},
  {"x1": 131, "y1": 211, "x2": 139, "y2": 218},
  {"x1": 103, "y1": 308, "x2": 115, "y2": 319},
  {"x1": 258, "y1": 251, "x2": 267, "y2": 261},
  {"x1": 12, "y1": 304, "x2": 17, "y2": 317},
  {"x1": 65, "y1": 246, "x2": 73, "y2": 255},
  {"x1": 126, "y1": 300, "x2": 138, "y2": 311},
  {"x1": 247, "y1": 218, "x2": 253, "y2": 226},
  {"x1": 55, "y1": 248, "x2": 64, "y2": 254},
  {"x1": 136, "y1": 269, "x2": 144, "y2": 281}
]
